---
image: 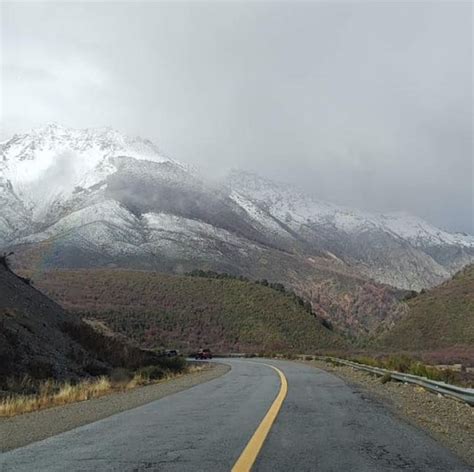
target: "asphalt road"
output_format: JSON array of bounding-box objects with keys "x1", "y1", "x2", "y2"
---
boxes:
[{"x1": 0, "y1": 359, "x2": 471, "y2": 472}]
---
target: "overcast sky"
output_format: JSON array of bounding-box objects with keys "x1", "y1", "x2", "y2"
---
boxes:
[{"x1": 1, "y1": 1, "x2": 472, "y2": 233}]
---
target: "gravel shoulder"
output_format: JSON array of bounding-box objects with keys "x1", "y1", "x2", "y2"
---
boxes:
[
  {"x1": 306, "y1": 359, "x2": 474, "y2": 467},
  {"x1": 0, "y1": 362, "x2": 230, "y2": 452}
]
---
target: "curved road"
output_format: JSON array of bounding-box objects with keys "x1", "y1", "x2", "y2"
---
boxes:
[{"x1": 0, "y1": 359, "x2": 471, "y2": 471}]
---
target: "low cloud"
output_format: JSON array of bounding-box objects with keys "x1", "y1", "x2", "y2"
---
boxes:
[{"x1": 1, "y1": 1, "x2": 472, "y2": 233}]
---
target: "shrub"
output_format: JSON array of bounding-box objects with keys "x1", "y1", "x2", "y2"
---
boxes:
[
  {"x1": 156, "y1": 356, "x2": 186, "y2": 373},
  {"x1": 385, "y1": 355, "x2": 413, "y2": 373},
  {"x1": 110, "y1": 368, "x2": 133, "y2": 384},
  {"x1": 136, "y1": 365, "x2": 167, "y2": 381},
  {"x1": 380, "y1": 373, "x2": 392, "y2": 384}
]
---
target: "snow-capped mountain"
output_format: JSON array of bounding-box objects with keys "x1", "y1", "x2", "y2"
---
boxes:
[
  {"x1": 0, "y1": 123, "x2": 175, "y2": 223},
  {"x1": 227, "y1": 171, "x2": 474, "y2": 288},
  {"x1": 1, "y1": 124, "x2": 472, "y2": 302},
  {"x1": 227, "y1": 170, "x2": 474, "y2": 250}
]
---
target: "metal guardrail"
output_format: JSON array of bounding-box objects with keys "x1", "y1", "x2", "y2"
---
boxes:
[
  {"x1": 317, "y1": 356, "x2": 474, "y2": 407},
  {"x1": 214, "y1": 353, "x2": 474, "y2": 406}
]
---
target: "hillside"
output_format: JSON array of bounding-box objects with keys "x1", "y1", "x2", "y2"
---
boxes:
[
  {"x1": 377, "y1": 265, "x2": 474, "y2": 351},
  {"x1": 13, "y1": 242, "x2": 409, "y2": 336},
  {"x1": 26, "y1": 269, "x2": 345, "y2": 353},
  {"x1": 0, "y1": 259, "x2": 163, "y2": 388},
  {"x1": 2, "y1": 124, "x2": 473, "y2": 336}
]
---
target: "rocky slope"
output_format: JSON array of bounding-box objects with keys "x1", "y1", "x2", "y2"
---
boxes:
[
  {"x1": 0, "y1": 258, "x2": 161, "y2": 386},
  {"x1": 1, "y1": 124, "x2": 472, "y2": 333}
]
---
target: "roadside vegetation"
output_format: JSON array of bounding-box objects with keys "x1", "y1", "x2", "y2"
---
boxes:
[
  {"x1": 346, "y1": 355, "x2": 459, "y2": 384},
  {"x1": 0, "y1": 357, "x2": 197, "y2": 418},
  {"x1": 232, "y1": 351, "x2": 473, "y2": 387},
  {"x1": 329, "y1": 354, "x2": 474, "y2": 387}
]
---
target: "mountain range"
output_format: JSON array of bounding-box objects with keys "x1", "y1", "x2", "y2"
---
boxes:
[{"x1": 2, "y1": 123, "x2": 473, "y2": 334}]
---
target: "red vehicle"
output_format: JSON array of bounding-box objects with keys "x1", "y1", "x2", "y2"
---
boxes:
[{"x1": 195, "y1": 348, "x2": 212, "y2": 360}]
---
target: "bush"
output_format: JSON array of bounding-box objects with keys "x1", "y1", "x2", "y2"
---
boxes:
[
  {"x1": 380, "y1": 373, "x2": 392, "y2": 384},
  {"x1": 156, "y1": 356, "x2": 186, "y2": 373},
  {"x1": 137, "y1": 365, "x2": 167, "y2": 381},
  {"x1": 385, "y1": 355, "x2": 412, "y2": 373},
  {"x1": 110, "y1": 368, "x2": 133, "y2": 384}
]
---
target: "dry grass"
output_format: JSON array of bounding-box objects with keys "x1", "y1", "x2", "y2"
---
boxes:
[
  {"x1": 126, "y1": 363, "x2": 206, "y2": 389},
  {"x1": 0, "y1": 377, "x2": 111, "y2": 417},
  {"x1": 0, "y1": 363, "x2": 207, "y2": 418}
]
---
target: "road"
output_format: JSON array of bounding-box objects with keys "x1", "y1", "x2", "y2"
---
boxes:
[{"x1": 0, "y1": 359, "x2": 471, "y2": 471}]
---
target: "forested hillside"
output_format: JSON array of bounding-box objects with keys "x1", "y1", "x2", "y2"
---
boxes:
[{"x1": 28, "y1": 269, "x2": 345, "y2": 353}]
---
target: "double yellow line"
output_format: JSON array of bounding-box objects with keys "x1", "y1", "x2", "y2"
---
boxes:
[{"x1": 231, "y1": 363, "x2": 288, "y2": 472}]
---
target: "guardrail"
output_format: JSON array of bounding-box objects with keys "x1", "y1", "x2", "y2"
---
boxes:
[
  {"x1": 212, "y1": 353, "x2": 474, "y2": 406},
  {"x1": 314, "y1": 356, "x2": 474, "y2": 407}
]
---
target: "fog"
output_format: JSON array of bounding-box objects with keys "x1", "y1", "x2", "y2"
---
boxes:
[{"x1": 1, "y1": 1, "x2": 472, "y2": 233}]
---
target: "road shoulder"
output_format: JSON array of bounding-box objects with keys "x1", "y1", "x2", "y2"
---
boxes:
[
  {"x1": 0, "y1": 362, "x2": 230, "y2": 452},
  {"x1": 304, "y1": 359, "x2": 474, "y2": 468}
]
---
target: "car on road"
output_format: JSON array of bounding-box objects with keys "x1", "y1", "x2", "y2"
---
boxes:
[{"x1": 195, "y1": 348, "x2": 212, "y2": 360}]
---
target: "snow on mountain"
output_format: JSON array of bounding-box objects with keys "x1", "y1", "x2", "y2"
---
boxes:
[
  {"x1": 1, "y1": 124, "x2": 473, "y2": 293},
  {"x1": 142, "y1": 211, "x2": 261, "y2": 261},
  {"x1": 379, "y1": 212, "x2": 474, "y2": 248},
  {"x1": 227, "y1": 170, "x2": 473, "y2": 289},
  {"x1": 0, "y1": 177, "x2": 33, "y2": 242},
  {"x1": 228, "y1": 170, "x2": 474, "y2": 249},
  {"x1": 16, "y1": 200, "x2": 143, "y2": 247},
  {"x1": 0, "y1": 123, "x2": 173, "y2": 222}
]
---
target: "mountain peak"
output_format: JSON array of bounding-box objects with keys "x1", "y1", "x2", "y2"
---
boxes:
[
  {"x1": 1, "y1": 124, "x2": 173, "y2": 165},
  {"x1": 0, "y1": 124, "x2": 181, "y2": 222}
]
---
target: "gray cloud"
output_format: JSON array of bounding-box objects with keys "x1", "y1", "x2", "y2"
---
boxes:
[{"x1": 1, "y1": 1, "x2": 472, "y2": 233}]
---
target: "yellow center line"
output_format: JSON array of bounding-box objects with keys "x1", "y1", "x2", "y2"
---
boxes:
[{"x1": 231, "y1": 362, "x2": 288, "y2": 472}]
